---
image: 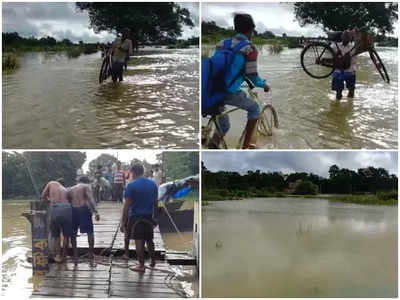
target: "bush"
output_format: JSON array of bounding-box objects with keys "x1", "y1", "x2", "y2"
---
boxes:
[
  {"x1": 66, "y1": 47, "x2": 82, "y2": 58},
  {"x1": 2, "y1": 52, "x2": 19, "y2": 72},
  {"x1": 269, "y1": 43, "x2": 283, "y2": 54},
  {"x1": 293, "y1": 181, "x2": 318, "y2": 195}
]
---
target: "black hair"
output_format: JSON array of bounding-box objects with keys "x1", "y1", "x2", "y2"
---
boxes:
[
  {"x1": 78, "y1": 176, "x2": 90, "y2": 184},
  {"x1": 130, "y1": 163, "x2": 144, "y2": 176},
  {"x1": 234, "y1": 13, "x2": 255, "y2": 34}
]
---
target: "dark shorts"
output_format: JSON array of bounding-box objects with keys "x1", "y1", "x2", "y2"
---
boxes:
[
  {"x1": 113, "y1": 183, "x2": 124, "y2": 202},
  {"x1": 331, "y1": 71, "x2": 356, "y2": 91},
  {"x1": 49, "y1": 203, "x2": 73, "y2": 238},
  {"x1": 111, "y1": 61, "x2": 124, "y2": 80},
  {"x1": 72, "y1": 206, "x2": 94, "y2": 235},
  {"x1": 126, "y1": 216, "x2": 155, "y2": 241}
]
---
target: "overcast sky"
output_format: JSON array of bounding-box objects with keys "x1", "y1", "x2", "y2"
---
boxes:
[
  {"x1": 202, "y1": 2, "x2": 398, "y2": 37},
  {"x1": 2, "y1": 2, "x2": 199, "y2": 43},
  {"x1": 202, "y1": 151, "x2": 398, "y2": 177}
]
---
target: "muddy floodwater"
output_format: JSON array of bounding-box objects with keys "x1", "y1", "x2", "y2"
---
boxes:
[
  {"x1": 202, "y1": 197, "x2": 397, "y2": 297},
  {"x1": 2, "y1": 200, "x2": 198, "y2": 297},
  {"x1": 3, "y1": 47, "x2": 199, "y2": 149},
  {"x1": 202, "y1": 45, "x2": 397, "y2": 149}
]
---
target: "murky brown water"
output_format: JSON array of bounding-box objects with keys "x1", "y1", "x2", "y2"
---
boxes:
[
  {"x1": 3, "y1": 47, "x2": 199, "y2": 149},
  {"x1": 2, "y1": 200, "x2": 198, "y2": 297},
  {"x1": 202, "y1": 197, "x2": 397, "y2": 297},
  {"x1": 202, "y1": 45, "x2": 397, "y2": 149}
]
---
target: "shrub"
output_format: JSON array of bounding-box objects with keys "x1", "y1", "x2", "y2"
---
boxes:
[{"x1": 2, "y1": 53, "x2": 19, "y2": 71}]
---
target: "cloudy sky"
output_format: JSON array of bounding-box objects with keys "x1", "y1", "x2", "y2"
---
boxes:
[
  {"x1": 202, "y1": 2, "x2": 398, "y2": 37},
  {"x1": 202, "y1": 151, "x2": 398, "y2": 177},
  {"x1": 2, "y1": 2, "x2": 199, "y2": 43}
]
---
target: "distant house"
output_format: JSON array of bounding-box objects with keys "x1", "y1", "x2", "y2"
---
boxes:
[{"x1": 284, "y1": 179, "x2": 303, "y2": 194}]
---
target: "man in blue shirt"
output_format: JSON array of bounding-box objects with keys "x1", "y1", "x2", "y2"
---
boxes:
[
  {"x1": 209, "y1": 13, "x2": 270, "y2": 149},
  {"x1": 120, "y1": 163, "x2": 158, "y2": 272}
]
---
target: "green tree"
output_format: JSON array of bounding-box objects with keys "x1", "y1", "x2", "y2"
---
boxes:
[
  {"x1": 294, "y1": 3, "x2": 398, "y2": 35},
  {"x1": 294, "y1": 180, "x2": 319, "y2": 195},
  {"x1": 158, "y1": 152, "x2": 199, "y2": 182},
  {"x1": 76, "y1": 3, "x2": 194, "y2": 43},
  {"x1": 88, "y1": 153, "x2": 119, "y2": 175}
]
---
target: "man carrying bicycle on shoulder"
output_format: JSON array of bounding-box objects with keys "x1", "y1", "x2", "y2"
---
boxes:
[
  {"x1": 111, "y1": 28, "x2": 133, "y2": 82},
  {"x1": 330, "y1": 30, "x2": 358, "y2": 100},
  {"x1": 208, "y1": 13, "x2": 270, "y2": 149}
]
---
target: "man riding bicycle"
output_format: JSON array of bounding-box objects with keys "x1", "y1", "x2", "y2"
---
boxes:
[{"x1": 208, "y1": 14, "x2": 270, "y2": 149}]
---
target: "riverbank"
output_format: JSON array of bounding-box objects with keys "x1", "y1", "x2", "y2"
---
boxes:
[
  {"x1": 202, "y1": 189, "x2": 397, "y2": 205},
  {"x1": 202, "y1": 34, "x2": 301, "y2": 48}
]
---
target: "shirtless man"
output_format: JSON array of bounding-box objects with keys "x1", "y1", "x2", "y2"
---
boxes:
[
  {"x1": 41, "y1": 180, "x2": 72, "y2": 263},
  {"x1": 68, "y1": 176, "x2": 100, "y2": 266}
]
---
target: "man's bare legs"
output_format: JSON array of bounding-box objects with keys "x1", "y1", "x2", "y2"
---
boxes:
[
  {"x1": 123, "y1": 233, "x2": 130, "y2": 260},
  {"x1": 71, "y1": 236, "x2": 78, "y2": 265},
  {"x1": 61, "y1": 237, "x2": 70, "y2": 262},
  {"x1": 88, "y1": 234, "x2": 95, "y2": 266},
  {"x1": 131, "y1": 239, "x2": 145, "y2": 272},
  {"x1": 54, "y1": 237, "x2": 62, "y2": 263},
  {"x1": 146, "y1": 239, "x2": 156, "y2": 268}
]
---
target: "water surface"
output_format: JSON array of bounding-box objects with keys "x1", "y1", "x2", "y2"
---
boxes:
[
  {"x1": 202, "y1": 197, "x2": 397, "y2": 297},
  {"x1": 3, "y1": 47, "x2": 199, "y2": 149}
]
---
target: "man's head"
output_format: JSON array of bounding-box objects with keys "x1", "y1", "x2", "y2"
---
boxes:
[
  {"x1": 56, "y1": 178, "x2": 65, "y2": 186},
  {"x1": 130, "y1": 163, "x2": 144, "y2": 180},
  {"x1": 341, "y1": 30, "x2": 352, "y2": 46},
  {"x1": 121, "y1": 28, "x2": 131, "y2": 39},
  {"x1": 117, "y1": 161, "x2": 122, "y2": 170},
  {"x1": 234, "y1": 13, "x2": 255, "y2": 39},
  {"x1": 78, "y1": 176, "x2": 90, "y2": 184}
]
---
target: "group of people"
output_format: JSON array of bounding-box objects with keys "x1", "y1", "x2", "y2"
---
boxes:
[
  {"x1": 206, "y1": 13, "x2": 359, "y2": 149},
  {"x1": 42, "y1": 162, "x2": 159, "y2": 272}
]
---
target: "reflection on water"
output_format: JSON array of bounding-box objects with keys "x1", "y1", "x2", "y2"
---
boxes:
[
  {"x1": 2, "y1": 200, "x2": 197, "y2": 297},
  {"x1": 202, "y1": 45, "x2": 397, "y2": 149},
  {"x1": 3, "y1": 47, "x2": 199, "y2": 149},
  {"x1": 202, "y1": 198, "x2": 397, "y2": 297}
]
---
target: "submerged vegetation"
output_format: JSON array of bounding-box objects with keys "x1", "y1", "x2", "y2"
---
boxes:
[{"x1": 2, "y1": 53, "x2": 19, "y2": 72}]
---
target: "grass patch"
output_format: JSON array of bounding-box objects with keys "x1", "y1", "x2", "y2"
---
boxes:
[
  {"x1": 66, "y1": 47, "x2": 83, "y2": 58},
  {"x1": 328, "y1": 191, "x2": 397, "y2": 205},
  {"x1": 2, "y1": 52, "x2": 19, "y2": 73}
]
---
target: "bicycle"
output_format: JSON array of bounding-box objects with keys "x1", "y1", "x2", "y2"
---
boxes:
[
  {"x1": 202, "y1": 79, "x2": 279, "y2": 149},
  {"x1": 300, "y1": 30, "x2": 390, "y2": 83},
  {"x1": 99, "y1": 50, "x2": 113, "y2": 84}
]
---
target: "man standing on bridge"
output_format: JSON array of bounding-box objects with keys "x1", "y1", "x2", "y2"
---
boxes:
[
  {"x1": 41, "y1": 180, "x2": 72, "y2": 263},
  {"x1": 120, "y1": 163, "x2": 158, "y2": 272},
  {"x1": 113, "y1": 161, "x2": 126, "y2": 203},
  {"x1": 68, "y1": 176, "x2": 100, "y2": 266}
]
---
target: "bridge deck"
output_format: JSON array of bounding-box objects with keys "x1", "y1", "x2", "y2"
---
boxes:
[{"x1": 31, "y1": 202, "x2": 184, "y2": 298}]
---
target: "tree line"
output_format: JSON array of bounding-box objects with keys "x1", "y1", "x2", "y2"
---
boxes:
[
  {"x1": 3, "y1": 151, "x2": 199, "y2": 200},
  {"x1": 202, "y1": 162, "x2": 397, "y2": 195}
]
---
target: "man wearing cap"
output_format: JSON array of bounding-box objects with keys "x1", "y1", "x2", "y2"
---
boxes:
[
  {"x1": 111, "y1": 28, "x2": 133, "y2": 82},
  {"x1": 208, "y1": 13, "x2": 270, "y2": 149}
]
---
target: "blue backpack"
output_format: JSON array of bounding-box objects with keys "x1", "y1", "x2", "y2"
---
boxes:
[{"x1": 201, "y1": 38, "x2": 249, "y2": 116}]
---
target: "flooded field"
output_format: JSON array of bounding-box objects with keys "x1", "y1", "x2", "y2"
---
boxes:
[
  {"x1": 2, "y1": 200, "x2": 198, "y2": 297},
  {"x1": 202, "y1": 197, "x2": 397, "y2": 297},
  {"x1": 202, "y1": 45, "x2": 397, "y2": 149},
  {"x1": 3, "y1": 47, "x2": 199, "y2": 149}
]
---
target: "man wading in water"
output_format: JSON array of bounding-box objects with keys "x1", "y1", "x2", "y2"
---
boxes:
[
  {"x1": 120, "y1": 163, "x2": 158, "y2": 272},
  {"x1": 41, "y1": 180, "x2": 72, "y2": 263},
  {"x1": 111, "y1": 28, "x2": 133, "y2": 82},
  {"x1": 68, "y1": 176, "x2": 100, "y2": 266}
]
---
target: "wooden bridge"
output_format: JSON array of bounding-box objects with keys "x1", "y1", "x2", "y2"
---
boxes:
[{"x1": 29, "y1": 201, "x2": 193, "y2": 298}]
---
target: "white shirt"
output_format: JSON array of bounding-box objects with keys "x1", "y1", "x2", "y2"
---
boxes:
[
  {"x1": 112, "y1": 37, "x2": 133, "y2": 63},
  {"x1": 330, "y1": 42, "x2": 357, "y2": 72}
]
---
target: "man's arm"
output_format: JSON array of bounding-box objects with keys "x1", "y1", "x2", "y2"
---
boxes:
[
  {"x1": 85, "y1": 185, "x2": 98, "y2": 215},
  {"x1": 41, "y1": 183, "x2": 50, "y2": 201},
  {"x1": 153, "y1": 187, "x2": 159, "y2": 218},
  {"x1": 120, "y1": 197, "x2": 132, "y2": 232}
]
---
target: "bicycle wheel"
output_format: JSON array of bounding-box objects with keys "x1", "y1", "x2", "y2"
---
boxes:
[
  {"x1": 300, "y1": 42, "x2": 335, "y2": 79},
  {"x1": 202, "y1": 118, "x2": 228, "y2": 149},
  {"x1": 369, "y1": 48, "x2": 390, "y2": 83},
  {"x1": 99, "y1": 56, "x2": 109, "y2": 84},
  {"x1": 258, "y1": 104, "x2": 279, "y2": 136}
]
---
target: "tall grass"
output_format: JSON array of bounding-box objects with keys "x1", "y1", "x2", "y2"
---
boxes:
[{"x1": 2, "y1": 53, "x2": 19, "y2": 72}]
